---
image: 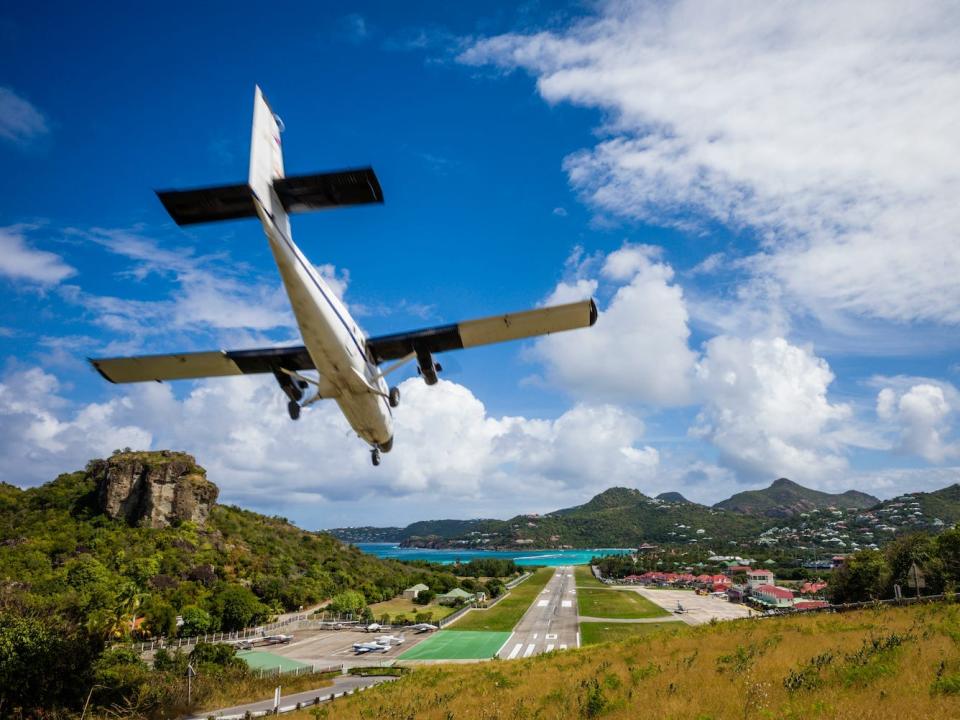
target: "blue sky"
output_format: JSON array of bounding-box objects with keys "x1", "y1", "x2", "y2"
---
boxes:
[{"x1": 1, "y1": 0, "x2": 958, "y2": 529}]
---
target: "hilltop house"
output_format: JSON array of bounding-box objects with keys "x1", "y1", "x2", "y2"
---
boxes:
[{"x1": 402, "y1": 583, "x2": 430, "y2": 600}]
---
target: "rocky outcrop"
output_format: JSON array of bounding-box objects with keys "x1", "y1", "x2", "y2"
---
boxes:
[{"x1": 89, "y1": 451, "x2": 218, "y2": 528}]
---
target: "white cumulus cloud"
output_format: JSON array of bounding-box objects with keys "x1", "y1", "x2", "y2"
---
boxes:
[
  {"x1": 0, "y1": 368, "x2": 658, "y2": 526},
  {"x1": 530, "y1": 244, "x2": 696, "y2": 405},
  {"x1": 460, "y1": 0, "x2": 960, "y2": 326},
  {"x1": 876, "y1": 381, "x2": 959, "y2": 462},
  {"x1": 693, "y1": 335, "x2": 853, "y2": 483}
]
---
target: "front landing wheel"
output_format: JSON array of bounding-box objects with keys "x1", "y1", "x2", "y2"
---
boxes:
[
  {"x1": 389, "y1": 386, "x2": 401, "y2": 408},
  {"x1": 371, "y1": 448, "x2": 382, "y2": 466},
  {"x1": 287, "y1": 399, "x2": 301, "y2": 420}
]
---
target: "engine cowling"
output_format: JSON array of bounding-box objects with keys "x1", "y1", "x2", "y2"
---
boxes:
[{"x1": 272, "y1": 369, "x2": 304, "y2": 402}]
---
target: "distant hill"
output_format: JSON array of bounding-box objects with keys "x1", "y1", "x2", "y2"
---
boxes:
[
  {"x1": 333, "y1": 486, "x2": 766, "y2": 548},
  {"x1": 714, "y1": 478, "x2": 878, "y2": 518},
  {"x1": 656, "y1": 491, "x2": 693, "y2": 504},
  {"x1": 871, "y1": 483, "x2": 960, "y2": 525},
  {"x1": 328, "y1": 526, "x2": 404, "y2": 543}
]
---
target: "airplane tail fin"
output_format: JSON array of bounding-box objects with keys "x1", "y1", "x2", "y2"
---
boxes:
[
  {"x1": 248, "y1": 85, "x2": 289, "y2": 233},
  {"x1": 156, "y1": 86, "x2": 383, "y2": 227}
]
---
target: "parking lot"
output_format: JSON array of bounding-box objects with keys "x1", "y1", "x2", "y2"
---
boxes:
[
  {"x1": 625, "y1": 587, "x2": 753, "y2": 625},
  {"x1": 241, "y1": 628, "x2": 431, "y2": 668}
]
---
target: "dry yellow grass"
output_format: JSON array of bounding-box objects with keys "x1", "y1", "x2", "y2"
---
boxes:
[{"x1": 286, "y1": 602, "x2": 960, "y2": 719}]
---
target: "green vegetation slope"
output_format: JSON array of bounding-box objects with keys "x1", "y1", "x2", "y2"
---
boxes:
[{"x1": 714, "y1": 477, "x2": 879, "y2": 517}]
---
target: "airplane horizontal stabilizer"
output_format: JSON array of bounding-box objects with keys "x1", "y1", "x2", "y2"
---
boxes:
[{"x1": 156, "y1": 168, "x2": 383, "y2": 226}]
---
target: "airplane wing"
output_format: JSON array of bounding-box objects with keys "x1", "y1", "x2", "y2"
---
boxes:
[
  {"x1": 365, "y1": 299, "x2": 597, "y2": 363},
  {"x1": 90, "y1": 346, "x2": 314, "y2": 384},
  {"x1": 89, "y1": 299, "x2": 596, "y2": 383}
]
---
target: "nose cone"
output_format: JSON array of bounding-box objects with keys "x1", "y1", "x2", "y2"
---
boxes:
[{"x1": 380, "y1": 435, "x2": 394, "y2": 453}]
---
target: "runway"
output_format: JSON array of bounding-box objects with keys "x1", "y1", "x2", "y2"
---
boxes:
[{"x1": 498, "y1": 565, "x2": 579, "y2": 659}]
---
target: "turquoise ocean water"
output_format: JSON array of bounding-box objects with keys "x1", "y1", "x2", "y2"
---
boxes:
[{"x1": 353, "y1": 543, "x2": 633, "y2": 566}]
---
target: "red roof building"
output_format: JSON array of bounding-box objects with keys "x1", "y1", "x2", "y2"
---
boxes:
[
  {"x1": 793, "y1": 600, "x2": 830, "y2": 611},
  {"x1": 752, "y1": 584, "x2": 794, "y2": 608},
  {"x1": 799, "y1": 581, "x2": 828, "y2": 595}
]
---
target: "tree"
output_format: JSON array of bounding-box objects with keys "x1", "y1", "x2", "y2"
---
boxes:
[
  {"x1": 214, "y1": 586, "x2": 267, "y2": 632},
  {"x1": 413, "y1": 589, "x2": 435, "y2": 606},
  {"x1": 329, "y1": 590, "x2": 366, "y2": 615},
  {"x1": 143, "y1": 599, "x2": 177, "y2": 638},
  {"x1": 190, "y1": 641, "x2": 244, "y2": 670},
  {"x1": 830, "y1": 549, "x2": 890, "y2": 603},
  {"x1": 179, "y1": 605, "x2": 212, "y2": 637}
]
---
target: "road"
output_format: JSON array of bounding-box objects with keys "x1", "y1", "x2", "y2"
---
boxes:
[
  {"x1": 187, "y1": 674, "x2": 396, "y2": 719},
  {"x1": 498, "y1": 566, "x2": 579, "y2": 659}
]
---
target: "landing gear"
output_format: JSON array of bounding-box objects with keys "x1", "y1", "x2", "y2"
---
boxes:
[
  {"x1": 371, "y1": 447, "x2": 382, "y2": 466},
  {"x1": 287, "y1": 399, "x2": 301, "y2": 420},
  {"x1": 388, "y1": 386, "x2": 401, "y2": 408}
]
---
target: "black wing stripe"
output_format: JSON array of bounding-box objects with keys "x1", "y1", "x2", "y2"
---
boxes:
[
  {"x1": 225, "y1": 346, "x2": 315, "y2": 374},
  {"x1": 365, "y1": 324, "x2": 463, "y2": 363}
]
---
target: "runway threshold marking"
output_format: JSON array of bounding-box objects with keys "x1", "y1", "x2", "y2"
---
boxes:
[
  {"x1": 507, "y1": 643, "x2": 522, "y2": 660},
  {"x1": 562, "y1": 600, "x2": 573, "y2": 608},
  {"x1": 546, "y1": 644, "x2": 555, "y2": 652},
  {"x1": 523, "y1": 644, "x2": 536, "y2": 658},
  {"x1": 537, "y1": 600, "x2": 548, "y2": 607}
]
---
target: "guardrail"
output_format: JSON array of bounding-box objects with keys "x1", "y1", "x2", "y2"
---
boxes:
[{"x1": 189, "y1": 678, "x2": 396, "y2": 720}]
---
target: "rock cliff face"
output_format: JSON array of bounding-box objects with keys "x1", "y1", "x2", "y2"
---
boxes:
[{"x1": 89, "y1": 451, "x2": 218, "y2": 528}]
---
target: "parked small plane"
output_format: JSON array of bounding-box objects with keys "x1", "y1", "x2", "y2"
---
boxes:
[
  {"x1": 89, "y1": 87, "x2": 597, "y2": 465},
  {"x1": 374, "y1": 634, "x2": 405, "y2": 646},
  {"x1": 409, "y1": 623, "x2": 438, "y2": 633},
  {"x1": 263, "y1": 634, "x2": 293, "y2": 644},
  {"x1": 352, "y1": 641, "x2": 389, "y2": 654}
]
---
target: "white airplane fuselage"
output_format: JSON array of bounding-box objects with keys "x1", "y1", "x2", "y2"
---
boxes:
[{"x1": 256, "y1": 203, "x2": 393, "y2": 451}]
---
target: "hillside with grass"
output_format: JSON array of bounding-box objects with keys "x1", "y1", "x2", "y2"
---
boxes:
[
  {"x1": 293, "y1": 602, "x2": 960, "y2": 719},
  {"x1": 0, "y1": 452, "x2": 453, "y2": 717}
]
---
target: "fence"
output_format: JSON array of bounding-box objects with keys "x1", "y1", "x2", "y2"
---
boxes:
[
  {"x1": 253, "y1": 663, "x2": 342, "y2": 680},
  {"x1": 127, "y1": 612, "x2": 311, "y2": 654}
]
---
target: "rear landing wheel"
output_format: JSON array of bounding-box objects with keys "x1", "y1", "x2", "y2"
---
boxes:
[
  {"x1": 389, "y1": 386, "x2": 400, "y2": 408},
  {"x1": 371, "y1": 448, "x2": 382, "y2": 466},
  {"x1": 287, "y1": 399, "x2": 301, "y2": 421}
]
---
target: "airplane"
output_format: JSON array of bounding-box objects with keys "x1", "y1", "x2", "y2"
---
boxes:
[
  {"x1": 263, "y1": 634, "x2": 293, "y2": 644},
  {"x1": 362, "y1": 623, "x2": 382, "y2": 633},
  {"x1": 373, "y1": 634, "x2": 405, "y2": 646},
  {"x1": 88, "y1": 86, "x2": 598, "y2": 466},
  {"x1": 409, "y1": 623, "x2": 438, "y2": 633},
  {"x1": 352, "y1": 641, "x2": 390, "y2": 654},
  {"x1": 674, "y1": 602, "x2": 687, "y2": 614}
]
